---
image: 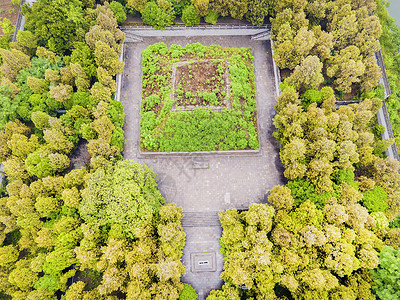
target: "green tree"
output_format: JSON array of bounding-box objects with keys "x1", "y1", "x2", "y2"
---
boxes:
[
  {"x1": 326, "y1": 45, "x2": 365, "y2": 93},
  {"x1": 27, "y1": 77, "x2": 48, "y2": 94},
  {"x1": 94, "y1": 41, "x2": 124, "y2": 77},
  {"x1": 355, "y1": 15, "x2": 382, "y2": 57},
  {"x1": 274, "y1": 26, "x2": 316, "y2": 70},
  {"x1": 109, "y1": 1, "x2": 127, "y2": 25},
  {"x1": 362, "y1": 186, "x2": 388, "y2": 213},
  {"x1": 245, "y1": 0, "x2": 272, "y2": 26},
  {"x1": 8, "y1": 260, "x2": 39, "y2": 291},
  {"x1": 35, "y1": 196, "x2": 62, "y2": 218},
  {"x1": 228, "y1": 0, "x2": 248, "y2": 20},
  {"x1": 31, "y1": 111, "x2": 50, "y2": 130},
  {"x1": 0, "y1": 17, "x2": 15, "y2": 37},
  {"x1": 210, "y1": 0, "x2": 230, "y2": 17},
  {"x1": 48, "y1": 153, "x2": 70, "y2": 172},
  {"x1": 66, "y1": 42, "x2": 96, "y2": 79},
  {"x1": 15, "y1": 30, "x2": 38, "y2": 56},
  {"x1": 360, "y1": 54, "x2": 382, "y2": 92},
  {"x1": 268, "y1": 185, "x2": 294, "y2": 211},
  {"x1": 311, "y1": 25, "x2": 334, "y2": 62},
  {"x1": 22, "y1": 0, "x2": 85, "y2": 55},
  {"x1": 7, "y1": 133, "x2": 39, "y2": 159},
  {"x1": 204, "y1": 10, "x2": 219, "y2": 24},
  {"x1": 182, "y1": 5, "x2": 200, "y2": 26},
  {"x1": 305, "y1": 0, "x2": 326, "y2": 25},
  {"x1": 192, "y1": 0, "x2": 209, "y2": 17},
  {"x1": 285, "y1": 55, "x2": 323, "y2": 91},
  {"x1": 50, "y1": 84, "x2": 73, "y2": 102},
  {"x1": 0, "y1": 245, "x2": 19, "y2": 267},
  {"x1": 127, "y1": 0, "x2": 148, "y2": 12},
  {"x1": 80, "y1": 160, "x2": 165, "y2": 238},
  {"x1": 372, "y1": 246, "x2": 400, "y2": 299},
  {"x1": 141, "y1": 0, "x2": 175, "y2": 29},
  {"x1": 70, "y1": 63, "x2": 91, "y2": 92},
  {"x1": 0, "y1": 48, "x2": 32, "y2": 81},
  {"x1": 43, "y1": 128, "x2": 74, "y2": 154},
  {"x1": 3, "y1": 157, "x2": 29, "y2": 181}
]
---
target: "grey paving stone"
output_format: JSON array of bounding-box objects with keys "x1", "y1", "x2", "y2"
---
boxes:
[{"x1": 120, "y1": 36, "x2": 284, "y2": 299}]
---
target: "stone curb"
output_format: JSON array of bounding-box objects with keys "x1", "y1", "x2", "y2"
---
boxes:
[{"x1": 138, "y1": 149, "x2": 261, "y2": 158}]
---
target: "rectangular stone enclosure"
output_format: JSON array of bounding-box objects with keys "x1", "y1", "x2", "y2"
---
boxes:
[
  {"x1": 121, "y1": 35, "x2": 284, "y2": 300},
  {"x1": 191, "y1": 252, "x2": 217, "y2": 273},
  {"x1": 139, "y1": 43, "x2": 260, "y2": 153}
]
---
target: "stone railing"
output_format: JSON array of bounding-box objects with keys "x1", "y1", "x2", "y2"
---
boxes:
[
  {"x1": 375, "y1": 50, "x2": 392, "y2": 99},
  {"x1": 270, "y1": 39, "x2": 282, "y2": 98},
  {"x1": 10, "y1": 0, "x2": 25, "y2": 42},
  {"x1": 381, "y1": 101, "x2": 400, "y2": 160},
  {"x1": 121, "y1": 24, "x2": 271, "y2": 31},
  {"x1": 114, "y1": 43, "x2": 125, "y2": 102}
]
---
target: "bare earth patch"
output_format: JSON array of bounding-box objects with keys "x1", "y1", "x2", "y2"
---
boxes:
[
  {"x1": 0, "y1": 0, "x2": 19, "y2": 36},
  {"x1": 172, "y1": 59, "x2": 230, "y2": 107}
]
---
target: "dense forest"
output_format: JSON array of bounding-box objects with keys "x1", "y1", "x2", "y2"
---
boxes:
[{"x1": 0, "y1": 0, "x2": 399, "y2": 299}]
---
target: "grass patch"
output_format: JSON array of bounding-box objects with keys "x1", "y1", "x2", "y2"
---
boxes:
[{"x1": 140, "y1": 42, "x2": 259, "y2": 152}]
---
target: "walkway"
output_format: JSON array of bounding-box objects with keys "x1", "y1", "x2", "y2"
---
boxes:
[
  {"x1": 122, "y1": 24, "x2": 270, "y2": 41},
  {"x1": 120, "y1": 35, "x2": 284, "y2": 299}
]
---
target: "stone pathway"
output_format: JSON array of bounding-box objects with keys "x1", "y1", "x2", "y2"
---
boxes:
[{"x1": 120, "y1": 36, "x2": 284, "y2": 299}]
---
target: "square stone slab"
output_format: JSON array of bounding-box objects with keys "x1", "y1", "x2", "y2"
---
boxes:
[{"x1": 190, "y1": 252, "x2": 217, "y2": 272}]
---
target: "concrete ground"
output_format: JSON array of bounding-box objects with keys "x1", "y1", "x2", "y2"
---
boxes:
[{"x1": 120, "y1": 36, "x2": 284, "y2": 299}]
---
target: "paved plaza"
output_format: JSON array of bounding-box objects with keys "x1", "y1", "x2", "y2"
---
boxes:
[{"x1": 120, "y1": 35, "x2": 284, "y2": 299}]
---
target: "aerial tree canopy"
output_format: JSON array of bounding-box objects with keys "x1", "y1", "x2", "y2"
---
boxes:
[{"x1": 80, "y1": 160, "x2": 165, "y2": 238}]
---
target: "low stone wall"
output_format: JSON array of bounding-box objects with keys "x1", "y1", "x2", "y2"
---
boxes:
[
  {"x1": 122, "y1": 24, "x2": 271, "y2": 41},
  {"x1": 270, "y1": 39, "x2": 281, "y2": 98},
  {"x1": 138, "y1": 149, "x2": 260, "y2": 158},
  {"x1": 114, "y1": 42, "x2": 125, "y2": 102}
]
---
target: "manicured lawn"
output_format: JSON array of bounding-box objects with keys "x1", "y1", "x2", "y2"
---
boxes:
[{"x1": 140, "y1": 42, "x2": 259, "y2": 152}]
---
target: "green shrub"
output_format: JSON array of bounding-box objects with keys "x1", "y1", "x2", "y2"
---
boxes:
[
  {"x1": 286, "y1": 178, "x2": 315, "y2": 206},
  {"x1": 143, "y1": 95, "x2": 161, "y2": 111},
  {"x1": 179, "y1": 283, "x2": 198, "y2": 300},
  {"x1": 201, "y1": 92, "x2": 218, "y2": 105},
  {"x1": 107, "y1": 100, "x2": 125, "y2": 128},
  {"x1": 374, "y1": 139, "x2": 389, "y2": 157},
  {"x1": 371, "y1": 246, "x2": 400, "y2": 299},
  {"x1": 141, "y1": 111, "x2": 157, "y2": 133},
  {"x1": 389, "y1": 216, "x2": 400, "y2": 229},
  {"x1": 182, "y1": 5, "x2": 200, "y2": 26},
  {"x1": 204, "y1": 10, "x2": 218, "y2": 25}
]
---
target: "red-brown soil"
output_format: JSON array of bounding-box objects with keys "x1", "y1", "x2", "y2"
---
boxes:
[
  {"x1": 0, "y1": 0, "x2": 20, "y2": 36},
  {"x1": 174, "y1": 60, "x2": 227, "y2": 106}
]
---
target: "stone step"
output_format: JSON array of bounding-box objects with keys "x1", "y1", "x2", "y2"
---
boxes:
[
  {"x1": 251, "y1": 31, "x2": 271, "y2": 41},
  {"x1": 124, "y1": 32, "x2": 144, "y2": 43},
  {"x1": 182, "y1": 211, "x2": 220, "y2": 227}
]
